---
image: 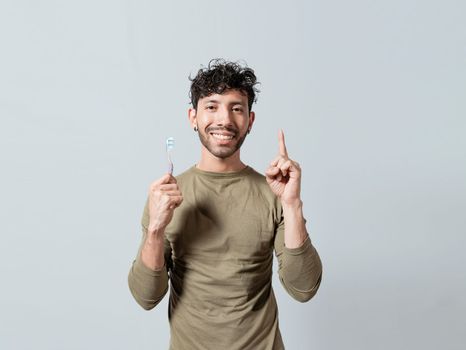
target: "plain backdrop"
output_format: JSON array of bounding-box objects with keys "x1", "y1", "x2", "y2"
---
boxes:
[{"x1": 1, "y1": 1, "x2": 465, "y2": 349}]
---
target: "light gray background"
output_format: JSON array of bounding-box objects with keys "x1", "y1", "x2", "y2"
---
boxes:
[{"x1": 1, "y1": 1, "x2": 465, "y2": 349}]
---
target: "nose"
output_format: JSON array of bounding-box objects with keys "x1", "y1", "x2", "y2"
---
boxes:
[{"x1": 214, "y1": 106, "x2": 233, "y2": 127}]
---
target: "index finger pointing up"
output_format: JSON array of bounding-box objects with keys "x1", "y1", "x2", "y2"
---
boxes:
[{"x1": 278, "y1": 129, "x2": 288, "y2": 157}]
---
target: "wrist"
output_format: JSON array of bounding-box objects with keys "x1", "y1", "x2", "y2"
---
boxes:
[
  {"x1": 146, "y1": 226, "x2": 165, "y2": 244},
  {"x1": 281, "y1": 199, "x2": 303, "y2": 212},
  {"x1": 147, "y1": 220, "x2": 166, "y2": 235}
]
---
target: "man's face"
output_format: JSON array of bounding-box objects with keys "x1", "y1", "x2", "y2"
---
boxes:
[{"x1": 189, "y1": 89, "x2": 255, "y2": 159}]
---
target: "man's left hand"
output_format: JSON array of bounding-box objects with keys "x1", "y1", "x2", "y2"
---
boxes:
[{"x1": 265, "y1": 129, "x2": 302, "y2": 206}]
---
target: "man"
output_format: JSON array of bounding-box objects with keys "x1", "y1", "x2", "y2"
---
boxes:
[{"x1": 128, "y1": 59, "x2": 322, "y2": 350}]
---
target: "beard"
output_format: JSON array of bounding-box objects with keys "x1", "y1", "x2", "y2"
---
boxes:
[{"x1": 197, "y1": 126, "x2": 249, "y2": 159}]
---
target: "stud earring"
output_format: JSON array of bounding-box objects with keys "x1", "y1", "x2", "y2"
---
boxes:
[{"x1": 194, "y1": 126, "x2": 198, "y2": 132}]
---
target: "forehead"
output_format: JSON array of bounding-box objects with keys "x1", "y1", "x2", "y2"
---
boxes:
[{"x1": 199, "y1": 89, "x2": 248, "y2": 105}]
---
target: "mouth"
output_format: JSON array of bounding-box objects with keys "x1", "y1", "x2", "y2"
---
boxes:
[
  {"x1": 210, "y1": 132, "x2": 235, "y2": 141},
  {"x1": 207, "y1": 127, "x2": 237, "y2": 142}
]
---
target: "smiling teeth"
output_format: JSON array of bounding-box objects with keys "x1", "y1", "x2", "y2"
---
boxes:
[{"x1": 212, "y1": 133, "x2": 234, "y2": 140}]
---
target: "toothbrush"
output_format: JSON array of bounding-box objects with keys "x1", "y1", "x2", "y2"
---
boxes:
[{"x1": 166, "y1": 137, "x2": 175, "y2": 175}]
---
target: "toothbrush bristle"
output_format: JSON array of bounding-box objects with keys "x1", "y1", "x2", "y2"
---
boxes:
[{"x1": 166, "y1": 137, "x2": 175, "y2": 150}]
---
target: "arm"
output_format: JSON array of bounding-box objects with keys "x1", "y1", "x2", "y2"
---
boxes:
[
  {"x1": 266, "y1": 130, "x2": 323, "y2": 302},
  {"x1": 128, "y1": 174, "x2": 182, "y2": 310},
  {"x1": 274, "y1": 203, "x2": 322, "y2": 302},
  {"x1": 128, "y1": 226, "x2": 171, "y2": 310}
]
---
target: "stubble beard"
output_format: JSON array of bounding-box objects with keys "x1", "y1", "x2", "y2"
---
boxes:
[{"x1": 197, "y1": 127, "x2": 249, "y2": 159}]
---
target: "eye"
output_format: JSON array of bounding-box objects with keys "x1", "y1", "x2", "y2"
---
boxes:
[
  {"x1": 206, "y1": 105, "x2": 216, "y2": 111},
  {"x1": 233, "y1": 106, "x2": 244, "y2": 112}
]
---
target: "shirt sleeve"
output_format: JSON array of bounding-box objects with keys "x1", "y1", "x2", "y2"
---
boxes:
[
  {"x1": 274, "y1": 214, "x2": 323, "y2": 303},
  {"x1": 127, "y1": 199, "x2": 172, "y2": 310}
]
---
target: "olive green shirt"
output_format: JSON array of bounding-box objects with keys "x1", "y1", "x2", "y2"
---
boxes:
[{"x1": 128, "y1": 166, "x2": 322, "y2": 350}]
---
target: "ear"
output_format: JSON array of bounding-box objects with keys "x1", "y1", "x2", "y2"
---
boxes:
[
  {"x1": 248, "y1": 111, "x2": 256, "y2": 132},
  {"x1": 188, "y1": 108, "x2": 197, "y2": 128}
]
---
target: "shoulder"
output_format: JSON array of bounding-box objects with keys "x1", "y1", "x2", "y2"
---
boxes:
[
  {"x1": 174, "y1": 166, "x2": 196, "y2": 183},
  {"x1": 244, "y1": 167, "x2": 283, "y2": 225},
  {"x1": 245, "y1": 166, "x2": 268, "y2": 187},
  {"x1": 245, "y1": 167, "x2": 280, "y2": 204}
]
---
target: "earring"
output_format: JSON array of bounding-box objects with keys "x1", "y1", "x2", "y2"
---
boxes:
[
  {"x1": 194, "y1": 126, "x2": 198, "y2": 132},
  {"x1": 247, "y1": 129, "x2": 251, "y2": 134}
]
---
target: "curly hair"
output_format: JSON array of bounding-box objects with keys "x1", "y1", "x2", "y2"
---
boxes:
[{"x1": 189, "y1": 59, "x2": 260, "y2": 111}]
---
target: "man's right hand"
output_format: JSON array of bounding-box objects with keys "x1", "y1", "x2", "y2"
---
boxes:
[{"x1": 147, "y1": 173, "x2": 183, "y2": 234}]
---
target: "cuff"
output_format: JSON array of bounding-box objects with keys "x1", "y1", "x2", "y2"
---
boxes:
[
  {"x1": 133, "y1": 256, "x2": 167, "y2": 277},
  {"x1": 283, "y1": 235, "x2": 312, "y2": 256}
]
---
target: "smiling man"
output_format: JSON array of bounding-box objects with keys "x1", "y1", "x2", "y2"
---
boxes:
[{"x1": 128, "y1": 59, "x2": 322, "y2": 350}]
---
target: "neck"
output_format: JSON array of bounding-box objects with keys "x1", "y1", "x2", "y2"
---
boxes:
[{"x1": 196, "y1": 148, "x2": 246, "y2": 173}]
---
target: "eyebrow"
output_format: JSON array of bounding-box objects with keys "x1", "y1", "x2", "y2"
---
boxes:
[{"x1": 204, "y1": 99, "x2": 246, "y2": 105}]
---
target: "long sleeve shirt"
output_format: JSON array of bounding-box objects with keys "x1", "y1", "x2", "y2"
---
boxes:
[{"x1": 128, "y1": 165, "x2": 322, "y2": 350}]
